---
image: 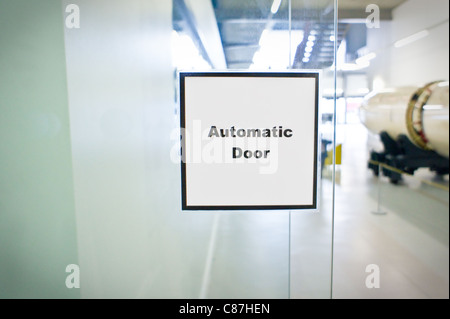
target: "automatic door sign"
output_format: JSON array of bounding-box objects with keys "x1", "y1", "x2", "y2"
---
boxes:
[{"x1": 180, "y1": 72, "x2": 319, "y2": 210}]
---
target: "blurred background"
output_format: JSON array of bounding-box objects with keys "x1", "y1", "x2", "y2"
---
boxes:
[{"x1": 0, "y1": 0, "x2": 448, "y2": 298}]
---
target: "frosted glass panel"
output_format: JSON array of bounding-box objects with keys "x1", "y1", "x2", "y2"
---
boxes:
[
  {"x1": 0, "y1": 1, "x2": 79, "y2": 298},
  {"x1": 63, "y1": 0, "x2": 188, "y2": 298}
]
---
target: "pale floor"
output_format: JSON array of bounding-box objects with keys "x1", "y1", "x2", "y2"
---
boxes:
[{"x1": 331, "y1": 123, "x2": 449, "y2": 299}]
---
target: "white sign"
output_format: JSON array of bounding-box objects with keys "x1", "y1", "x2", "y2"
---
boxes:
[{"x1": 180, "y1": 72, "x2": 319, "y2": 210}]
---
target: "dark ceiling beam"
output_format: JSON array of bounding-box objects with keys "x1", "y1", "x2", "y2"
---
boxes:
[
  {"x1": 338, "y1": 8, "x2": 393, "y2": 21},
  {"x1": 215, "y1": 6, "x2": 394, "y2": 23},
  {"x1": 215, "y1": 8, "x2": 334, "y2": 22}
]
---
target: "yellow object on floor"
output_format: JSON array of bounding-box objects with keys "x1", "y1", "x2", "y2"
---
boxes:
[{"x1": 325, "y1": 144, "x2": 342, "y2": 165}]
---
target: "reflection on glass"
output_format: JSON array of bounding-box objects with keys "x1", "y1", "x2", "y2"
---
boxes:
[
  {"x1": 172, "y1": 0, "x2": 337, "y2": 299},
  {"x1": 172, "y1": 31, "x2": 212, "y2": 70}
]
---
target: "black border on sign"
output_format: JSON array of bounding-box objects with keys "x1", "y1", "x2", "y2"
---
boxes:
[{"x1": 180, "y1": 71, "x2": 319, "y2": 211}]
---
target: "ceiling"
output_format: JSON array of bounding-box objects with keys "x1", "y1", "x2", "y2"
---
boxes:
[{"x1": 173, "y1": 0, "x2": 407, "y2": 70}]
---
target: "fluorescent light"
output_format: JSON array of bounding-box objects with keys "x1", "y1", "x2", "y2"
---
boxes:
[
  {"x1": 357, "y1": 88, "x2": 370, "y2": 95},
  {"x1": 378, "y1": 88, "x2": 396, "y2": 94},
  {"x1": 329, "y1": 35, "x2": 335, "y2": 42},
  {"x1": 171, "y1": 31, "x2": 211, "y2": 70},
  {"x1": 302, "y1": 57, "x2": 309, "y2": 63},
  {"x1": 271, "y1": 0, "x2": 282, "y2": 14},
  {"x1": 308, "y1": 35, "x2": 316, "y2": 41},
  {"x1": 356, "y1": 52, "x2": 376, "y2": 65},
  {"x1": 304, "y1": 52, "x2": 311, "y2": 58},
  {"x1": 259, "y1": 29, "x2": 268, "y2": 44},
  {"x1": 339, "y1": 62, "x2": 369, "y2": 71},
  {"x1": 423, "y1": 105, "x2": 445, "y2": 110},
  {"x1": 306, "y1": 41, "x2": 315, "y2": 47},
  {"x1": 394, "y1": 30, "x2": 429, "y2": 48},
  {"x1": 305, "y1": 46, "x2": 313, "y2": 53},
  {"x1": 252, "y1": 29, "x2": 304, "y2": 69}
]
